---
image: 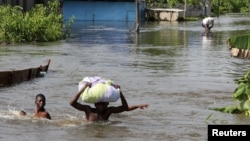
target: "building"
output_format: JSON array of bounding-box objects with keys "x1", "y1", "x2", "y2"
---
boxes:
[
  {"x1": 63, "y1": 0, "x2": 145, "y2": 21},
  {"x1": 0, "y1": 0, "x2": 145, "y2": 21}
]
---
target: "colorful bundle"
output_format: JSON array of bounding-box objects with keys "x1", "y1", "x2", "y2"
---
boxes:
[{"x1": 78, "y1": 76, "x2": 120, "y2": 103}]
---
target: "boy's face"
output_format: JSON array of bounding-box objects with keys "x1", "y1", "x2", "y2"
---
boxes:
[{"x1": 35, "y1": 96, "x2": 46, "y2": 109}]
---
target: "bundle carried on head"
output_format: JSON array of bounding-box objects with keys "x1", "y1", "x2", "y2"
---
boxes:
[
  {"x1": 202, "y1": 17, "x2": 214, "y2": 28},
  {"x1": 78, "y1": 76, "x2": 120, "y2": 103}
]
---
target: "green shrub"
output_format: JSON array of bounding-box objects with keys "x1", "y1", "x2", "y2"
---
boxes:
[
  {"x1": 211, "y1": 70, "x2": 250, "y2": 116},
  {"x1": 0, "y1": 0, "x2": 74, "y2": 44}
]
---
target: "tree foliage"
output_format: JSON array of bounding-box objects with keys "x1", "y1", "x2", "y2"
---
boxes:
[
  {"x1": 211, "y1": 70, "x2": 250, "y2": 116},
  {"x1": 0, "y1": 0, "x2": 74, "y2": 44},
  {"x1": 212, "y1": 0, "x2": 250, "y2": 14},
  {"x1": 146, "y1": 0, "x2": 250, "y2": 13},
  {"x1": 146, "y1": 0, "x2": 202, "y2": 8}
]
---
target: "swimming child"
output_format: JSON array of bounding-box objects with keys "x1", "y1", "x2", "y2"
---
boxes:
[
  {"x1": 20, "y1": 93, "x2": 51, "y2": 120},
  {"x1": 201, "y1": 17, "x2": 214, "y2": 31},
  {"x1": 70, "y1": 82, "x2": 149, "y2": 122}
]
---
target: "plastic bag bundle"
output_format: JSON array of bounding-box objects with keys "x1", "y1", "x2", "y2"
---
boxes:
[
  {"x1": 202, "y1": 17, "x2": 214, "y2": 27},
  {"x1": 78, "y1": 76, "x2": 120, "y2": 103}
]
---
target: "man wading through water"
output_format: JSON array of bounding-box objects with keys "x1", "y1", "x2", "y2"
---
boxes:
[{"x1": 69, "y1": 82, "x2": 149, "y2": 122}]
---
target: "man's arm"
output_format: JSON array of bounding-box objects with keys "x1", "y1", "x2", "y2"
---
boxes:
[
  {"x1": 201, "y1": 23, "x2": 206, "y2": 28},
  {"x1": 104, "y1": 87, "x2": 149, "y2": 119},
  {"x1": 69, "y1": 82, "x2": 92, "y2": 112},
  {"x1": 104, "y1": 90, "x2": 129, "y2": 117},
  {"x1": 106, "y1": 90, "x2": 149, "y2": 113},
  {"x1": 208, "y1": 23, "x2": 214, "y2": 30},
  {"x1": 128, "y1": 104, "x2": 149, "y2": 111}
]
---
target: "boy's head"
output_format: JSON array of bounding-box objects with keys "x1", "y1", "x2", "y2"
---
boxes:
[{"x1": 35, "y1": 94, "x2": 46, "y2": 109}]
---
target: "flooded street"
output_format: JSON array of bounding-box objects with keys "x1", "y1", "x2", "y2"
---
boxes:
[{"x1": 1, "y1": 14, "x2": 250, "y2": 141}]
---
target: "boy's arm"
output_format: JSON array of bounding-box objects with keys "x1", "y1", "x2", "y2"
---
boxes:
[
  {"x1": 19, "y1": 110, "x2": 26, "y2": 116},
  {"x1": 46, "y1": 112, "x2": 51, "y2": 120},
  {"x1": 69, "y1": 82, "x2": 91, "y2": 112}
]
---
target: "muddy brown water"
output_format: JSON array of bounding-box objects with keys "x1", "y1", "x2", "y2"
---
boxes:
[{"x1": 0, "y1": 14, "x2": 250, "y2": 141}]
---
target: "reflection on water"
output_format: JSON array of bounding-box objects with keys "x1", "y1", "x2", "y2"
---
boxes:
[
  {"x1": 1, "y1": 14, "x2": 250, "y2": 141},
  {"x1": 68, "y1": 21, "x2": 135, "y2": 45}
]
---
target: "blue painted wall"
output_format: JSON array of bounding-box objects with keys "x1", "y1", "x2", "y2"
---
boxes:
[{"x1": 63, "y1": 0, "x2": 145, "y2": 21}]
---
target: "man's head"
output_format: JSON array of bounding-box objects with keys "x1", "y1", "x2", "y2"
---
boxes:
[
  {"x1": 35, "y1": 94, "x2": 46, "y2": 109},
  {"x1": 94, "y1": 102, "x2": 109, "y2": 112}
]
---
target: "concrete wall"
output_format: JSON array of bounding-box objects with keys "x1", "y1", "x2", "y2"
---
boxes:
[{"x1": 145, "y1": 8, "x2": 184, "y2": 21}]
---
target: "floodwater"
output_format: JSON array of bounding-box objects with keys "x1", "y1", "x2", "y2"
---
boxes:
[{"x1": 1, "y1": 13, "x2": 250, "y2": 141}]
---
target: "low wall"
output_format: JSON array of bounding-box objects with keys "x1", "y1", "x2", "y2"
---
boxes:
[{"x1": 145, "y1": 8, "x2": 184, "y2": 21}]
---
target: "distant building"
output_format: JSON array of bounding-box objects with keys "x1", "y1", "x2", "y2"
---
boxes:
[
  {"x1": 0, "y1": 0, "x2": 145, "y2": 21},
  {"x1": 63, "y1": 0, "x2": 145, "y2": 21}
]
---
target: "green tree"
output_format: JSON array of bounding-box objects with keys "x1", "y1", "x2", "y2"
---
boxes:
[
  {"x1": 145, "y1": 0, "x2": 250, "y2": 13},
  {"x1": 212, "y1": 0, "x2": 250, "y2": 14},
  {"x1": 0, "y1": 0, "x2": 74, "y2": 44}
]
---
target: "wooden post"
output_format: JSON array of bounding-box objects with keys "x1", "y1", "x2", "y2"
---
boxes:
[
  {"x1": 217, "y1": 0, "x2": 220, "y2": 17},
  {"x1": 184, "y1": 0, "x2": 186, "y2": 20},
  {"x1": 135, "y1": 0, "x2": 139, "y2": 34},
  {"x1": 135, "y1": 0, "x2": 140, "y2": 46}
]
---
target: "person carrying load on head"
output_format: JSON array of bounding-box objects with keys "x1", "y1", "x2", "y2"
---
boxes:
[
  {"x1": 201, "y1": 17, "x2": 214, "y2": 32},
  {"x1": 69, "y1": 76, "x2": 149, "y2": 122}
]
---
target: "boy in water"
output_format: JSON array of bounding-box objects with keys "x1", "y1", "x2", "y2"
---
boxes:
[
  {"x1": 69, "y1": 82, "x2": 149, "y2": 122},
  {"x1": 20, "y1": 93, "x2": 51, "y2": 120}
]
